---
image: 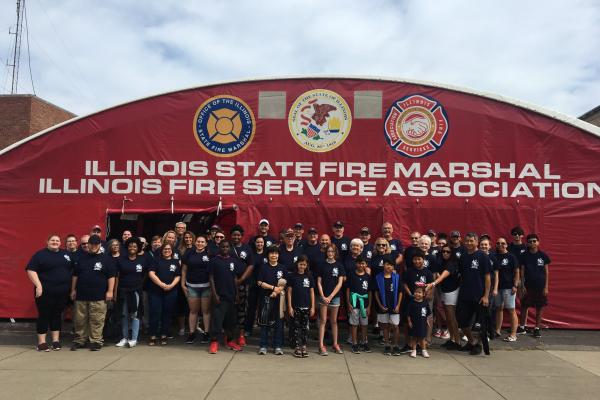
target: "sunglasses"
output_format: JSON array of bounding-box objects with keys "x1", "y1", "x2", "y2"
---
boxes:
[
  {"x1": 376, "y1": 243, "x2": 387, "y2": 247},
  {"x1": 528, "y1": 239, "x2": 538, "y2": 243}
]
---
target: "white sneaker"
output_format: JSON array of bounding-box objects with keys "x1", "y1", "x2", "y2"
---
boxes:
[
  {"x1": 258, "y1": 347, "x2": 267, "y2": 355},
  {"x1": 115, "y1": 338, "x2": 128, "y2": 347},
  {"x1": 422, "y1": 349, "x2": 430, "y2": 358},
  {"x1": 461, "y1": 335, "x2": 468, "y2": 342},
  {"x1": 274, "y1": 347, "x2": 284, "y2": 355},
  {"x1": 127, "y1": 340, "x2": 137, "y2": 348},
  {"x1": 410, "y1": 349, "x2": 417, "y2": 358}
]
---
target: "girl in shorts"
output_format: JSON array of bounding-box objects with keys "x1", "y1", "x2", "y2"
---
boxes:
[{"x1": 317, "y1": 245, "x2": 345, "y2": 355}]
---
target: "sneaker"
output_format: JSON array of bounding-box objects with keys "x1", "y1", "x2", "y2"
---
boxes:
[
  {"x1": 461, "y1": 335, "x2": 468, "y2": 342},
  {"x1": 36, "y1": 342, "x2": 50, "y2": 352},
  {"x1": 533, "y1": 328, "x2": 542, "y2": 338},
  {"x1": 200, "y1": 332, "x2": 210, "y2": 344},
  {"x1": 319, "y1": 346, "x2": 328, "y2": 356},
  {"x1": 258, "y1": 347, "x2": 267, "y2": 355},
  {"x1": 433, "y1": 329, "x2": 442, "y2": 338},
  {"x1": 274, "y1": 347, "x2": 284, "y2": 355},
  {"x1": 302, "y1": 348, "x2": 309, "y2": 358},
  {"x1": 460, "y1": 342, "x2": 475, "y2": 352},
  {"x1": 383, "y1": 346, "x2": 392, "y2": 356},
  {"x1": 238, "y1": 335, "x2": 247, "y2": 347},
  {"x1": 469, "y1": 343, "x2": 482, "y2": 355},
  {"x1": 351, "y1": 344, "x2": 360, "y2": 354},
  {"x1": 399, "y1": 344, "x2": 412, "y2": 354},
  {"x1": 503, "y1": 336, "x2": 517, "y2": 342},
  {"x1": 332, "y1": 345, "x2": 343, "y2": 354},
  {"x1": 440, "y1": 330, "x2": 451, "y2": 339},
  {"x1": 178, "y1": 328, "x2": 186, "y2": 336},
  {"x1": 70, "y1": 342, "x2": 84, "y2": 351},
  {"x1": 361, "y1": 343, "x2": 372, "y2": 353},
  {"x1": 516, "y1": 326, "x2": 527, "y2": 335},
  {"x1": 196, "y1": 325, "x2": 205, "y2": 334},
  {"x1": 293, "y1": 348, "x2": 303, "y2": 358},
  {"x1": 226, "y1": 341, "x2": 242, "y2": 351},
  {"x1": 410, "y1": 349, "x2": 417, "y2": 358},
  {"x1": 422, "y1": 349, "x2": 430, "y2": 358},
  {"x1": 127, "y1": 340, "x2": 137, "y2": 348},
  {"x1": 116, "y1": 338, "x2": 129, "y2": 347},
  {"x1": 392, "y1": 346, "x2": 401, "y2": 356},
  {"x1": 209, "y1": 341, "x2": 219, "y2": 354},
  {"x1": 186, "y1": 333, "x2": 196, "y2": 344},
  {"x1": 51, "y1": 341, "x2": 62, "y2": 351},
  {"x1": 89, "y1": 342, "x2": 102, "y2": 351}
]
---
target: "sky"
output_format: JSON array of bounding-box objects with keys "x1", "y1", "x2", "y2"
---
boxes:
[{"x1": 0, "y1": 0, "x2": 599, "y2": 117}]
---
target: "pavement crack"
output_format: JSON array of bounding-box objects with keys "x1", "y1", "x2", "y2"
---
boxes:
[
  {"x1": 448, "y1": 352, "x2": 509, "y2": 400},
  {"x1": 343, "y1": 352, "x2": 360, "y2": 400},
  {"x1": 203, "y1": 351, "x2": 236, "y2": 400}
]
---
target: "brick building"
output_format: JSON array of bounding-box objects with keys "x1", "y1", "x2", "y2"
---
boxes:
[{"x1": 0, "y1": 94, "x2": 75, "y2": 150}]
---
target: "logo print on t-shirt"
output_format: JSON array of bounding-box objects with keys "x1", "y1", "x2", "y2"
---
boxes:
[
  {"x1": 456, "y1": 252, "x2": 462, "y2": 258},
  {"x1": 293, "y1": 256, "x2": 298, "y2": 262},
  {"x1": 537, "y1": 258, "x2": 544, "y2": 266},
  {"x1": 64, "y1": 254, "x2": 71, "y2": 262},
  {"x1": 170, "y1": 264, "x2": 177, "y2": 272},
  {"x1": 136, "y1": 264, "x2": 143, "y2": 272},
  {"x1": 471, "y1": 260, "x2": 479, "y2": 269},
  {"x1": 276, "y1": 271, "x2": 283, "y2": 279},
  {"x1": 174, "y1": 254, "x2": 179, "y2": 260},
  {"x1": 332, "y1": 267, "x2": 339, "y2": 277},
  {"x1": 366, "y1": 251, "x2": 372, "y2": 259},
  {"x1": 379, "y1": 260, "x2": 384, "y2": 267},
  {"x1": 502, "y1": 258, "x2": 509, "y2": 266},
  {"x1": 362, "y1": 280, "x2": 369, "y2": 290},
  {"x1": 240, "y1": 251, "x2": 247, "y2": 259},
  {"x1": 391, "y1": 244, "x2": 397, "y2": 250},
  {"x1": 424, "y1": 260, "x2": 430, "y2": 268},
  {"x1": 93, "y1": 262, "x2": 103, "y2": 271},
  {"x1": 303, "y1": 278, "x2": 310, "y2": 287},
  {"x1": 229, "y1": 263, "x2": 235, "y2": 272},
  {"x1": 421, "y1": 306, "x2": 427, "y2": 317},
  {"x1": 341, "y1": 243, "x2": 348, "y2": 250},
  {"x1": 202, "y1": 256, "x2": 209, "y2": 262}
]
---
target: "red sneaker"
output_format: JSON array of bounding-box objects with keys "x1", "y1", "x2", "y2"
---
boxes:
[
  {"x1": 226, "y1": 341, "x2": 242, "y2": 351},
  {"x1": 209, "y1": 341, "x2": 219, "y2": 354},
  {"x1": 238, "y1": 335, "x2": 247, "y2": 347}
]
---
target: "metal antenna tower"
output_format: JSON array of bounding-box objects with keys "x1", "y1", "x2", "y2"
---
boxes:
[{"x1": 8, "y1": 0, "x2": 24, "y2": 94}]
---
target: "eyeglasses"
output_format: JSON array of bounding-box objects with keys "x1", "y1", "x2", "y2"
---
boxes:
[
  {"x1": 512, "y1": 233, "x2": 523, "y2": 236},
  {"x1": 376, "y1": 243, "x2": 387, "y2": 247},
  {"x1": 81, "y1": 242, "x2": 89, "y2": 245},
  {"x1": 215, "y1": 235, "x2": 225, "y2": 239},
  {"x1": 441, "y1": 250, "x2": 451, "y2": 254}
]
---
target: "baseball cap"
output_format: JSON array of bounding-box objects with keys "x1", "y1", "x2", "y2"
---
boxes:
[
  {"x1": 450, "y1": 230, "x2": 461, "y2": 238},
  {"x1": 293, "y1": 223, "x2": 304, "y2": 229},
  {"x1": 360, "y1": 227, "x2": 370, "y2": 234},
  {"x1": 332, "y1": 221, "x2": 344, "y2": 228},
  {"x1": 308, "y1": 227, "x2": 318, "y2": 234},
  {"x1": 91, "y1": 225, "x2": 102, "y2": 232},
  {"x1": 88, "y1": 235, "x2": 102, "y2": 245},
  {"x1": 259, "y1": 218, "x2": 269, "y2": 226}
]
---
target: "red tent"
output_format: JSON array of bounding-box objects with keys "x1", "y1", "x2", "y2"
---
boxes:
[{"x1": 1, "y1": 77, "x2": 599, "y2": 328}]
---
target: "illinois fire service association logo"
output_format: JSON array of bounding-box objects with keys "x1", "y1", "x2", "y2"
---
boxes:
[
  {"x1": 384, "y1": 94, "x2": 449, "y2": 158},
  {"x1": 288, "y1": 89, "x2": 352, "y2": 152},
  {"x1": 193, "y1": 95, "x2": 255, "y2": 157}
]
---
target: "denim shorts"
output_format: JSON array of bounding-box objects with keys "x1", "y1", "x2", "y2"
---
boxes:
[
  {"x1": 495, "y1": 289, "x2": 516, "y2": 309},
  {"x1": 187, "y1": 286, "x2": 211, "y2": 299},
  {"x1": 319, "y1": 296, "x2": 340, "y2": 307}
]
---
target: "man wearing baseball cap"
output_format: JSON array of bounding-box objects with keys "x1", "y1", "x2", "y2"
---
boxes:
[
  {"x1": 301, "y1": 227, "x2": 322, "y2": 268},
  {"x1": 449, "y1": 231, "x2": 466, "y2": 260},
  {"x1": 249, "y1": 218, "x2": 276, "y2": 253},
  {"x1": 331, "y1": 221, "x2": 350, "y2": 260}
]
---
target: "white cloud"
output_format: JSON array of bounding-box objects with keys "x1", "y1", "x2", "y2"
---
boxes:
[{"x1": 0, "y1": 0, "x2": 598, "y2": 117}]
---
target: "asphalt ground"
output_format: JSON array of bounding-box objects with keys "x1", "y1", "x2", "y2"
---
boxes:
[{"x1": 1, "y1": 321, "x2": 600, "y2": 400}]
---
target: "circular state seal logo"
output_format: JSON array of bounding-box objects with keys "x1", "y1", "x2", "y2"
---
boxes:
[
  {"x1": 384, "y1": 94, "x2": 449, "y2": 158},
  {"x1": 288, "y1": 89, "x2": 352, "y2": 152},
  {"x1": 193, "y1": 95, "x2": 255, "y2": 157}
]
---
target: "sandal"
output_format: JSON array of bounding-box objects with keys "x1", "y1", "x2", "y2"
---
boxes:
[
  {"x1": 319, "y1": 346, "x2": 328, "y2": 356},
  {"x1": 503, "y1": 335, "x2": 517, "y2": 342},
  {"x1": 332, "y1": 344, "x2": 344, "y2": 354},
  {"x1": 148, "y1": 337, "x2": 157, "y2": 346},
  {"x1": 160, "y1": 336, "x2": 168, "y2": 345}
]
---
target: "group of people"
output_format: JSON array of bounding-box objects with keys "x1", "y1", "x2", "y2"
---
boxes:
[{"x1": 26, "y1": 220, "x2": 550, "y2": 359}]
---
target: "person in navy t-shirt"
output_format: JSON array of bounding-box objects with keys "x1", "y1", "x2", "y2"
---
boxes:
[
  {"x1": 346, "y1": 256, "x2": 372, "y2": 354},
  {"x1": 317, "y1": 244, "x2": 345, "y2": 355},
  {"x1": 286, "y1": 255, "x2": 315, "y2": 358},
  {"x1": 518, "y1": 233, "x2": 551, "y2": 339},
  {"x1": 381, "y1": 221, "x2": 404, "y2": 265},
  {"x1": 26, "y1": 234, "x2": 73, "y2": 351},
  {"x1": 208, "y1": 240, "x2": 243, "y2": 354},
  {"x1": 456, "y1": 233, "x2": 491, "y2": 355}
]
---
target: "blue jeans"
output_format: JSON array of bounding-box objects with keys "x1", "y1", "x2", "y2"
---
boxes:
[
  {"x1": 260, "y1": 318, "x2": 283, "y2": 348},
  {"x1": 148, "y1": 289, "x2": 178, "y2": 337},
  {"x1": 121, "y1": 291, "x2": 140, "y2": 341}
]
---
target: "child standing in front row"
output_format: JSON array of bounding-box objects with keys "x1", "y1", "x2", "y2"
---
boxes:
[
  {"x1": 287, "y1": 255, "x2": 315, "y2": 358},
  {"x1": 374, "y1": 256, "x2": 403, "y2": 356},
  {"x1": 346, "y1": 256, "x2": 372, "y2": 354},
  {"x1": 407, "y1": 283, "x2": 431, "y2": 358}
]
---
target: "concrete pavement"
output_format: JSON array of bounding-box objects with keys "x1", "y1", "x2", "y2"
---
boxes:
[{"x1": 1, "y1": 340, "x2": 600, "y2": 400}]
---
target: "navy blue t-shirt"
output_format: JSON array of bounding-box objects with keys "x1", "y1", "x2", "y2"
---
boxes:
[
  {"x1": 116, "y1": 255, "x2": 147, "y2": 290},
  {"x1": 257, "y1": 262, "x2": 288, "y2": 297},
  {"x1": 387, "y1": 238, "x2": 404, "y2": 259},
  {"x1": 347, "y1": 270, "x2": 370, "y2": 295},
  {"x1": 278, "y1": 245, "x2": 302, "y2": 272},
  {"x1": 508, "y1": 243, "x2": 527, "y2": 259},
  {"x1": 519, "y1": 250, "x2": 551, "y2": 290},
  {"x1": 26, "y1": 248, "x2": 73, "y2": 295},
  {"x1": 496, "y1": 252, "x2": 518, "y2": 290},
  {"x1": 208, "y1": 256, "x2": 238, "y2": 302},
  {"x1": 229, "y1": 243, "x2": 254, "y2": 267},
  {"x1": 439, "y1": 259, "x2": 460, "y2": 293},
  {"x1": 73, "y1": 251, "x2": 116, "y2": 301},
  {"x1": 301, "y1": 243, "x2": 324, "y2": 275},
  {"x1": 403, "y1": 267, "x2": 433, "y2": 294},
  {"x1": 369, "y1": 253, "x2": 386, "y2": 278},
  {"x1": 289, "y1": 271, "x2": 314, "y2": 308},
  {"x1": 423, "y1": 253, "x2": 440, "y2": 273},
  {"x1": 183, "y1": 248, "x2": 211, "y2": 285},
  {"x1": 452, "y1": 245, "x2": 467, "y2": 260},
  {"x1": 361, "y1": 243, "x2": 374, "y2": 261},
  {"x1": 249, "y1": 234, "x2": 277, "y2": 252},
  {"x1": 458, "y1": 250, "x2": 491, "y2": 301},
  {"x1": 148, "y1": 257, "x2": 181, "y2": 293},
  {"x1": 251, "y1": 251, "x2": 268, "y2": 279},
  {"x1": 403, "y1": 246, "x2": 418, "y2": 269},
  {"x1": 332, "y1": 236, "x2": 351, "y2": 259},
  {"x1": 318, "y1": 261, "x2": 345, "y2": 298}
]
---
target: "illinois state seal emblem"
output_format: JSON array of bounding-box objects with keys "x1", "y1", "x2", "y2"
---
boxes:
[
  {"x1": 288, "y1": 89, "x2": 352, "y2": 152},
  {"x1": 193, "y1": 95, "x2": 255, "y2": 157},
  {"x1": 384, "y1": 94, "x2": 449, "y2": 158}
]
